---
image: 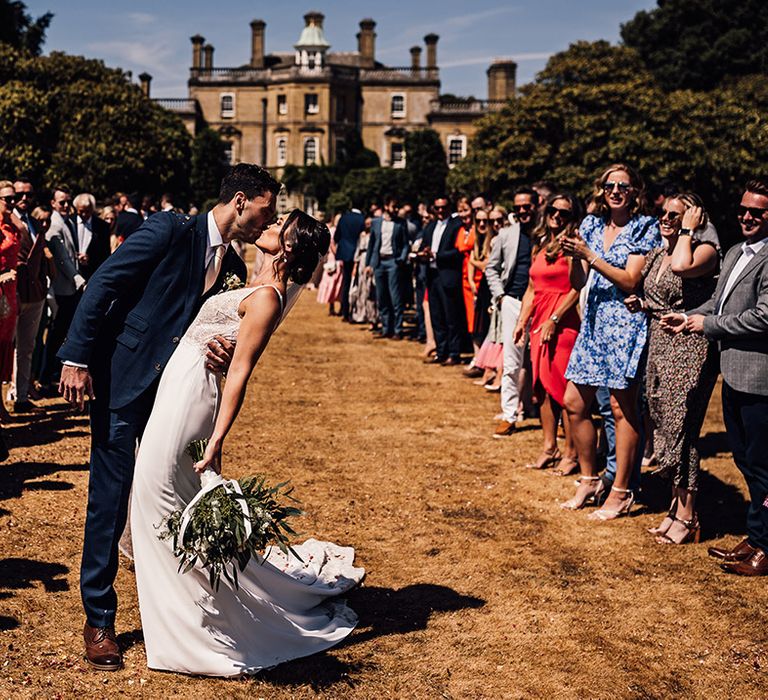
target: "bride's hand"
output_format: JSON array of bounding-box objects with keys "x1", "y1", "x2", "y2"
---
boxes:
[{"x1": 194, "y1": 441, "x2": 222, "y2": 475}]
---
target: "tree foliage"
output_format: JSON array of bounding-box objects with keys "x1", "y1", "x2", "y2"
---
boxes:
[
  {"x1": 190, "y1": 128, "x2": 229, "y2": 205},
  {"x1": 0, "y1": 44, "x2": 192, "y2": 199},
  {"x1": 0, "y1": 0, "x2": 52, "y2": 56},
  {"x1": 621, "y1": 0, "x2": 768, "y2": 91},
  {"x1": 448, "y1": 40, "x2": 768, "y2": 245},
  {"x1": 404, "y1": 129, "x2": 447, "y2": 204}
]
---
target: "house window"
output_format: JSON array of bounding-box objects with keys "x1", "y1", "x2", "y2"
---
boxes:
[
  {"x1": 391, "y1": 93, "x2": 405, "y2": 118},
  {"x1": 447, "y1": 136, "x2": 467, "y2": 166},
  {"x1": 220, "y1": 93, "x2": 235, "y2": 118},
  {"x1": 276, "y1": 137, "x2": 287, "y2": 166},
  {"x1": 391, "y1": 142, "x2": 405, "y2": 168},
  {"x1": 303, "y1": 137, "x2": 318, "y2": 165},
  {"x1": 277, "y1": 188, "x2": 289, "y2": 213},
  {"x1": 277, "y1": 94, "x2": 287, "y2": 115},
  {"x1": 305, "y1": 93, "x2": 319, "y2": 115},
  {"x1": 222, "y1": 141, "x2": 234, "y2": 164}
]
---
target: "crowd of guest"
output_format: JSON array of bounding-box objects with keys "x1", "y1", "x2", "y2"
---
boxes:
[
  {"x1": 0, "y1": 179, "x2": 191, "y2": 456},
  {"x1": 319, "y1": 167, "x2": 768, "y2": 576}
]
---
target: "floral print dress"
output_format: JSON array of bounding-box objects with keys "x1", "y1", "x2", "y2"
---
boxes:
[{"x1": 565, "y1": 214, "x2": 661, "y2": 389}]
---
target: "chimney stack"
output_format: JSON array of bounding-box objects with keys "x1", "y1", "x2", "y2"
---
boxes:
[
  {"x1": 424, "y1": 33, "x2": 439, "y2": 75},
  {"x1": 487, "y1": 60, "x2": 517, "y2": 101},
  {"x1": 304, "y1": 11, "x2": 325, "y2": 28},
  {"x1": 190, "y1": 34, "x2": 205, "y2": 70},
  {"x1": 410, "y1": 46, "x2": 421, "y2": 72},
  {"x1": 138, "y1": 72, "x2": 152, "y2": 98},
  {"x1": 357, "y1": 19, "x2": 376, "y2": 68},
  {"x1": 202, "y1": 44, "x2": 214, "y2": 71},
  {"x1": 250, "y1": 19, "x2": 265, "y2": 68}
]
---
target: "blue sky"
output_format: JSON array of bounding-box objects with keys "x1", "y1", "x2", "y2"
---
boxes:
[{"x1": 27, "y1": 1, "x2": 656, "y2": 98}]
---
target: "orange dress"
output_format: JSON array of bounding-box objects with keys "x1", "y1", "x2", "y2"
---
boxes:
[
  {"x1": 455, "y1": 226, "x2": 476, "y2": 332},
  {"x1": 528, "y1": 250, "x2": 580, "y2": 406},
  {"x1": 0, "y1": 218, "x2": 20, "y2": 381}
]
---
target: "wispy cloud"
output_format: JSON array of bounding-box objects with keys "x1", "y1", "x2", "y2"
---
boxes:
[
  {"x1": 126, "y1": 12, "x2": 156, "y2": 27},
  {"x1": 443, "y1": 6, "x2": 520, "y2": 29},
  {"x1": 441, "y1": 52, "x2": 552, "y2": 69}
]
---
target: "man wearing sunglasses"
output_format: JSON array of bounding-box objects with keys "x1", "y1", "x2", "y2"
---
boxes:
[
  {"x1": 486, "y1": 186, "x2": 538, "y2": 437},
  {"x1": 11, "y1": 178, "x2": 49, "y2": 411},
  {"x1": 662, "y1": 179, "x2": 768, "y2": 576}
]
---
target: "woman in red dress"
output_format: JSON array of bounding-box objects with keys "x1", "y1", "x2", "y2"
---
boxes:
[
  {"x1": 0, "y1": 181, "x2": 22, "y2": 424},
  {"x1": 514, "y1": 193, "x2": 582, "y2": 472},
  {"x1": 454, "y1": 197, "x2": 475, "y2": 334}
]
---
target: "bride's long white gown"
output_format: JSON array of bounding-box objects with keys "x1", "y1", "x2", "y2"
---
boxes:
[{"x1": 130, "y1": 284, "x2": 364, "y2": 676}]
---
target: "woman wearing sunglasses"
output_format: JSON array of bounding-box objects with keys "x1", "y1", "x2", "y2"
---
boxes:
[
  {"x1": 514, "y1": 194, "x2": 582, "y2": 471},
  {"x1": 560, "y1": 164, "x2": 661, "y2": 518},
  {"x1": 0, "y1": 182, "x2": 23, "y2": 426},
  {"x1": 624, "y1": 193, "x2": 720, "y2": 543}
]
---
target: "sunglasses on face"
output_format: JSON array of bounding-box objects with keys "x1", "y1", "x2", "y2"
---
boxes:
[
  {"x1": 489, "y1": 216, "x2": 504, "y2": 225},
  {"x1": 602, "y1": 181, "x2": 632, "y2": 194},
  {"x1": 512, "y1": 203, "x2": 535, "y2": 213},
  {"x1": 546, "y1": 206, "x2": 573, "y2": 221},
  {"x1": 14, "y1": 192, "x2": 31, "y2": 201},
  {"x1": 660, "y1": 210, "x2": 682, "y2": 222},
  {"x1": 0, "y1": 195, "x2": 16, "y2": 205},
  {"x1": 476, "y1": 218, "x2": 488, "y2": 225},
  {"x1": 737, "y1": 205, "x2": 768, "y2": 220},
  {"x1": 56, "y1": 199, "x2": 72, "y2": 207}
]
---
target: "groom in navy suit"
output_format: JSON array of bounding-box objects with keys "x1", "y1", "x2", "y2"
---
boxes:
[{"x1": 58, "y1": 164, "x2": 281, "y2": 671}]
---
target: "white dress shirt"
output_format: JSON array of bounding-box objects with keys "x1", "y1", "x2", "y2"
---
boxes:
[
  {"x1": 77, "y1": 215, "x2": 93, "y2": 253},
  {"x1": 206, "y1": 210, "x2": 230, "y2": 266},
  {"x1": 380, "y1": 219, "x2": 395, "y2": 256},
  {"x1": 718, "y1": 238, "x2": 767, "y2": 314},
  {"x1": 430, "y1": 218, "x2": 449, "y2": 269}
]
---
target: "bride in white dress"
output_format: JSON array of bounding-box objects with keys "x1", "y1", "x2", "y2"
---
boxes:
[{"x1": 130, "y1": 210, "x2": 364, "y2": 677}]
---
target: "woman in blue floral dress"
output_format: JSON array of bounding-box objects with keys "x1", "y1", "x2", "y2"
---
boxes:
[{"x1": 560, "y1": 164, "x2": 661, "y2": 519}]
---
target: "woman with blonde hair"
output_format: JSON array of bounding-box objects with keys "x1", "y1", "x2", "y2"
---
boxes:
[
  {"x1": 560, "y1": 163, "x2": 661, "y2": 518},
  {"x1": 625, "y1": 192, "x2": 720, "y2": 543},
  {"x1": 99, "y1": 205, "x2": 120, "y2": 253}
]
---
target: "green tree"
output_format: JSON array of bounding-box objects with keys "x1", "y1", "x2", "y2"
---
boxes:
[
  {"x1": 621, "y1": 0, "x2": 768, "y2": 91},
  {"x1": 0, "y1": 0, "x2": 52, "y2": 56},
  {"x1": 404, "y1": 129, "x2": 447, "y2": 203},
  {"x1": 190, "y1": 128, "x2": 229, "y2": 205},
  {"x1": 0, "y1": 44, "x2": 191, "y2": 198},
  {"x1": 325, "y1": 167, "x2": 409, "y2": 214}
]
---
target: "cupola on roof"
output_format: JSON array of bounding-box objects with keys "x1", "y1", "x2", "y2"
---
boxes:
[{"x1": 295, "y1": 11, "x2": 330, "y2": 49}]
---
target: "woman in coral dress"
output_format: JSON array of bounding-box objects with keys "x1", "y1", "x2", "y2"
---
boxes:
[
  {"x1": 514, "y1": 194, "x2": 582, "y2": 472},
  {"x1": 0, "y1": 182, "x2": 22, "y2": 422},
  {"x1": 454, "y1": 198, "x2": 476, "y2": 333}
]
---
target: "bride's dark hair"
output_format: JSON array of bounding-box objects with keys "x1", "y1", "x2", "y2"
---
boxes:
[{"x1": 277, "y1": 209, "x2": 330, "y2": 285}]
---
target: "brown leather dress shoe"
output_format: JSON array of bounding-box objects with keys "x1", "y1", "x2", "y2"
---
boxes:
[
  {"x1": 707, "y1": 538, "x2": 756, "y2": 563},
  {"x1": 721, "y1": 548, "x2": 768, "y2": 576},
  {"x1": 83, "y1": 623, "x2": 122, "y2": 671},
  {"x1": 441, "y1": 357, "x2": 460, "y2": 366},
  {"x1": 423, "y1": 356, "x2": 445, "y2": 364}
]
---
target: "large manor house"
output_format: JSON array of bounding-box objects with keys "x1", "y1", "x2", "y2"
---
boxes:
[{"x1": 145, "y1": 13, "x2": 516, "y2": 179}]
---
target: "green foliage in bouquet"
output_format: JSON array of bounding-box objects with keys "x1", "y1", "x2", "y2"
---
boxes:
[{"x1": 158, "y1": 440, "x2": 303, "y2": 591}]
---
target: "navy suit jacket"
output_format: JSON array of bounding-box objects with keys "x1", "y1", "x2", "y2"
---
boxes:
[
  {"x1": 58, "y1": 212, "x2": 247, "y2": 410},
  {"x1": 419, "y1": 217, "x2": 463, "y2": 288},
  {"x1": 365, "y1": 216, "x2": 409, "y2": 269},
  {"x1": 334, "y1": 210, "x2": 365, "y2": 262}
]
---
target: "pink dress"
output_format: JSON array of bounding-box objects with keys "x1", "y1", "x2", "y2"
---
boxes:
[{"x1": 316, "y1": 250, "x2": 343, "y2": 304}]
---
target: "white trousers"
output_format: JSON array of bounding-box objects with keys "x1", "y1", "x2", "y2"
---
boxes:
[
  {"x1": 500, "y1": 295, "x2": 524, "y2": 423},
  {"x1": 9, "y1": 299, "x2": 45, "y2": 403}
]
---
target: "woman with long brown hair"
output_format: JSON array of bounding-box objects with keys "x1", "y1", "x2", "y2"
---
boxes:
[
  {"x1": 514, "y1": 193, "x2": 582, "y2": 471},
  {"x1": 560, "y1": 163, "x2": 661, "y2": 518}
]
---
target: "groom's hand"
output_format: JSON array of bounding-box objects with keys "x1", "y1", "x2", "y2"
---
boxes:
[
  {"x1": 59, "y1": 365, "x2": 95, "y2": 411},
  {"x1": 206, "y1": 335, "x2": 235, "y2": 374}
]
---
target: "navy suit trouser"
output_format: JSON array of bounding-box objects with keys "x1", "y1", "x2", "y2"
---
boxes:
[
  {"x1": 81, "y1": 386, "x2": 155, "y2": 628},
  {"x1": 722, "y1": 382, "x2": 768, "y2": 552},
  {"x1": 374, "y1": 259, "x2": 404, "y2": 336},
  {"x1": 428, "y1": 273, "x2": 463, "y2": 361},
  {"x1": 340, "y1": 260, "x2": 354, "y2": 321}
]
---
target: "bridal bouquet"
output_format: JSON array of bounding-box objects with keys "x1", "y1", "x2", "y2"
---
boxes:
[{"x1": 158, "y1": 440, "x2": 302, "y2": 591}]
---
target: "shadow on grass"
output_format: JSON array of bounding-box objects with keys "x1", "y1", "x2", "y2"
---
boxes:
[
  {"x1": 699, "y1": 431, "x2": 731, "y2": 459},
  {"x1": 0, "y1": 558, "x2": 70, "y2": 593},
  {"x1": 6, "y1": 406, "x2": 89, "y2": 449},
  {"x1": 0, "y1": 461, "x2": 87, "y2": 504},
  {"x1": 256, "y1": 583, "x2": 485, "y2": 690}
]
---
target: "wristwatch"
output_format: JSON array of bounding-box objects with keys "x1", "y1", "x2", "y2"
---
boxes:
[
  {"x1": 679, "y1": 228, "x2": 692, "y2": 236},
  {"x1": 550, "y1": 314, "x2": 560, "y2": 324}
]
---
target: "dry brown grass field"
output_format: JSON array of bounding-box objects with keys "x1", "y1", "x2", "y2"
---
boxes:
[{"x1": 1, "y1": 294, "x2": 766, "y2": 699}]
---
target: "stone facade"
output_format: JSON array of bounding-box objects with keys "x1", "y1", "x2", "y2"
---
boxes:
[{"x1": 153, "y1": 13, "x2": 515, "y2": 177}]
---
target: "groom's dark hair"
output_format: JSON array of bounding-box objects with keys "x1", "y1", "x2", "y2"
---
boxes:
[{"x1": 218, "y1": 163, "x2": 281, "y2": 203}]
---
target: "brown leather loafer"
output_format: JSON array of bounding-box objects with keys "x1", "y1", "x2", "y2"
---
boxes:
[
  {"x1": 721, "y1": 548, "x2": 768, "y2": 576},
  {"x1": 707, "y1": 538, "x2": 756, "y2": 563},
  {"x1": 84, "y1": 623, "x2": 122, "y2": 671}
]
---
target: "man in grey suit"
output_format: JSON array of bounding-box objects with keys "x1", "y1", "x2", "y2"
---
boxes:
[
  {"x1": 663, "y1": 179, "x2": 768, "y2": 576},
  {"x1": 40, "y1": 186, "x2": 84, "y2": 388},
  {"x1": 485, "y1": 187, "x2": 537, "y2": 437}
]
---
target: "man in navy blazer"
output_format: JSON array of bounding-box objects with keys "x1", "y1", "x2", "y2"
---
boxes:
[
  {"x1": 333, "y1": 205, "x2": 365, "y2": 321},
  {"x1": 57, "y1": 164, "x2": 280, "y2": 671},
  {"x1": 365, "y1": 195, "x2": 409, "y2": 338},
  {"x1": 417, "y1": 196, "x2": 464, "y2": 363}
]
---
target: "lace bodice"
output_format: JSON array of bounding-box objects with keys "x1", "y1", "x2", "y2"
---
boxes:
[{"x1": 181, "y1": 285, "x2": 284, "y2": 352}]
